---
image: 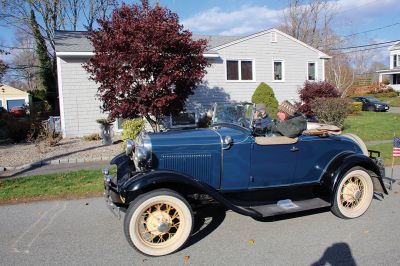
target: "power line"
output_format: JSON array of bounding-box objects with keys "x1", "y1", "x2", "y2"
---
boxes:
[
  {"x1": 336, "y1": 44, "x2": 393, "y2": 55},
  {"x1": 0, "y1": 44, "x2": 34, "y2": 50},
  {"x1": 342, "y1": 22, "x2": 400, "y2": 38},
  {"x1": 332, "y1": 39, "x2": 400, "y2": 51}
]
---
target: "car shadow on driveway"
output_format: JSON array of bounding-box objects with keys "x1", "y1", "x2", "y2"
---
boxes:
[{"x1": 183, "y1": 204, "x2": 227, "y2": 250}]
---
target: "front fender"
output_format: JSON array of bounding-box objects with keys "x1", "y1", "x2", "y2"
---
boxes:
[
  {"x1": 321, "y1": 152, "x2": 388, "y2": 202},
  {"x1": 120, "y1": 170, "x2": 261, "y2": 217}
]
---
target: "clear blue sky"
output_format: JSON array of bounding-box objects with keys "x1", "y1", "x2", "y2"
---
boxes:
[{"x1": 1, "y1": 0, "x2": 399, "y2": 54}]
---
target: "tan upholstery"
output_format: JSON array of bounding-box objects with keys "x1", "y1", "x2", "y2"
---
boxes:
[{"x1": 255, "y1": 136, "x2": 298, "y2": 145}]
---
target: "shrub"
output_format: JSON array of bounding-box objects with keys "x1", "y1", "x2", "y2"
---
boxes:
[
  {"x1": 251, "y1": 82, "x2": 279, "y2": 117},
  {"x1": 83, "y1": 133, "x2": 102, "y2": 141},
  {"x1": 311, "y1": 98, "x2": 352, "y2": 128},
  {"x1": 6, "y1": 119, "x2": 32, "y2": 142},
  {"x1": 32, "y1": 123, "x2": 62, "y2": 153},
  {"x1": 298, "y1": 81, "x2": 340, "y2": 116},
  {"x1": 121, "y1": 119, "x2": 145, "y2": 143},
  {"x1": 351, "y1": 102, "x2": 363, "y2": 114}
]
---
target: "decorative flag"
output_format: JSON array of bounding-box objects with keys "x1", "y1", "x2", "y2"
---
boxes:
[{"x1": 394, "y1": 137, "x2": 400, "y2": 158}]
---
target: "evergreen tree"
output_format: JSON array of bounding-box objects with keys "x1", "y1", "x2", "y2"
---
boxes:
[
  {"x1": 30, "y1": 10, "x2": 57, "y2": 113},
  {"x1": 251, "y1": 82, "x2": 279, "y2": 117}
]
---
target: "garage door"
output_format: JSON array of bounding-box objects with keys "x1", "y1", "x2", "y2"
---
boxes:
[{"x1": 7, "y1": 99, "x2": 26, "y2": 111}]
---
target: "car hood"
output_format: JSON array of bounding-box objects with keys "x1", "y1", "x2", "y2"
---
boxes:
[{"x1": 148, "y1": 128, "x2": 222, "y2": 147}]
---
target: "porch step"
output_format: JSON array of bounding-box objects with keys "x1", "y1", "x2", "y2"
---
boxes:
[{"x1": 247, "y1": 198, "x2": 331, "y2": 217}]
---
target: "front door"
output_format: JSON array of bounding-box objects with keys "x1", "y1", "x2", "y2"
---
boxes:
[{"x1": 249, "y1": 138, "x2": 298, "y2": 188}]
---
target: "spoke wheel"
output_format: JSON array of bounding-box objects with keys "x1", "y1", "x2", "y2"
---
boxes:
[
  {"x1": 124, "y1": 189, "x2": 193, "y2": 256},
  {"x1": 332, "y1": 167, "x2": 373, "y2": 219}
]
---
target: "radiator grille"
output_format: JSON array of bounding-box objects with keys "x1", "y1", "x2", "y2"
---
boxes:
[{"x1": 160, "y1": 154, "x2": 213, "y2": 183}]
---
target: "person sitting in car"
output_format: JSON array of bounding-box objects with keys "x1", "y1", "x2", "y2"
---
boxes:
[{"x1": 253, "y1": 104, "x2": 272, "y2": 133}]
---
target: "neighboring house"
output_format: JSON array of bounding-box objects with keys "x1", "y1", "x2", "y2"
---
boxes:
[
  {"x1": 55, "y1": 28, "x2": 331, "y2": 137},
  {"x1": 0, "y1": 85, "x2": 30, "y2": 111},
  {"x1": 377, "y1": 42, "x2": 400, "y2": 91}
]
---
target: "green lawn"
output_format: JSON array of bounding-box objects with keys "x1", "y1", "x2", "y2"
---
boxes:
[
  {"x1": 343, "y1": 112, "x2": 400, "y2": 141},
  {"x1": 387, "y1": 97, "x2": 400, "y2": 107},
  {"x1": 368, "y1": 142, "x2": 400, "y2": 166},
  {"x1": 0, "y1": 169, "x2": 104, "y2": 203}
]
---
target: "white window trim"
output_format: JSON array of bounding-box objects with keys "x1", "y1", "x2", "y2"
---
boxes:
[
  {"x1": 270, "y1": 32, "x2": 277, "y2": 43},
  {"x1": 225, "y1": 59, "x2": 257, "y2": 83},
  {"x1": 307, "y1": 61, "x2": 318, "y2": 81},
  {"x1": 271, "y1": 59, "x2": 285, "y2": 82}
]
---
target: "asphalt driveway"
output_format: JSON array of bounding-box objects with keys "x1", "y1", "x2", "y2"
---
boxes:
[{"x1": 1, "y1": 175, "x2": 400, "y2": 265}]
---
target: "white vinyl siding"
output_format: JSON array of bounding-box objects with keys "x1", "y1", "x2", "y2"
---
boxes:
[
  {"x1": 58, "y1": 57, "x2": 107, "y2": 137},
  {"x1": 189, "y1": 30, "x2": 326, "y2": 112}
]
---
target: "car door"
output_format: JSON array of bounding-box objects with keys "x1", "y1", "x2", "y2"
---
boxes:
[
  {"x1": 293, "y1": 135, "x2": 353, "y2": 183},
  {"x1": 249, "y1": 137, "x2": 298, "y2": 188}
]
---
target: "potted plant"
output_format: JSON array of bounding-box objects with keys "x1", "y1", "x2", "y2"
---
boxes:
[{"x1": 96, "y1": 118, "x2": 114, "y2": 145}]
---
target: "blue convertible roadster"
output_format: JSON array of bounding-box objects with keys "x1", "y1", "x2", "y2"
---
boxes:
[{"x1": 104, "y1": 102, "x2": 387, "y2": 256}]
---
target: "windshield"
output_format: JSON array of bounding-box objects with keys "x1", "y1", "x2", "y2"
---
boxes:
[
  {"x1": 212, "y1": 103, "x2": 253, "y2": 128},
  {"x1": 364, "y1": 96, "x2": 381, "y2": 103}
]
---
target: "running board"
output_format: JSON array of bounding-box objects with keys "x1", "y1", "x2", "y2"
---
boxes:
[{"x1": 246, "y1": 198, "x2": 331, "y2": 218}]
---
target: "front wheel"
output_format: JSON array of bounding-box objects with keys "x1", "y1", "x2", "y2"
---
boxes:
[
  {"x1": 124, "y1": 189, "x2": 193, "y2": 256},
  {"x1": 331, "y1": 167, "x2": 374, "y2": 219}
]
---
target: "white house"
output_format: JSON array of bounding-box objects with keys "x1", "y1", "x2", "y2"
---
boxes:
[
  {"x1": 377, "y1": 42, "x2": 400, "y2": 91},
  {"x1": 54, "y1": 28, "x2": 331, "y2": 137}
]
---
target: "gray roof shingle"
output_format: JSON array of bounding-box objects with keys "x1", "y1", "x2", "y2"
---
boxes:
[{"x1": 54, "y1": 30, "x2": 242, "y2": 53}]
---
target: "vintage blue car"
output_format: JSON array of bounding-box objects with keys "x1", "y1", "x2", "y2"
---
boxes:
[{"x1": 103, "y1": 103, "x2": 387, "y2": 256}]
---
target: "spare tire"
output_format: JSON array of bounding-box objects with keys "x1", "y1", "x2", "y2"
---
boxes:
[{"x1": 343, "y1": 133, "x2": 369, "y2": 156}]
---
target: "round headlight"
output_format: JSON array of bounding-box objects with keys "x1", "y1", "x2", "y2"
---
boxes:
[{"x1": 126, "y1": 139, "x2": 135, "y2": 156}]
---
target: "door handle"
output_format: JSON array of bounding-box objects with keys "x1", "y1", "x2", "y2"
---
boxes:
[{"x1": 290, "y1": 146, "x2": 299, "y2": 152}]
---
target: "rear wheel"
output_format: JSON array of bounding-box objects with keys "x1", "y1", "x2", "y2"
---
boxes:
[
  {"x1": 331, "y1": 167, "x2": 374, "y2": 219},
  {"x1": 124, "y1": 189, "x2": 193, "y2": 256}
]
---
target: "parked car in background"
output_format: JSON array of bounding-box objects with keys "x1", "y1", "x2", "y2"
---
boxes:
[
  {"x1": 9, "y1": 106, "x2": 27, "y2": 117},
  {"x1": 104, "y1": 102, "x2": 387, "y2": 256},
  {"x1": 352, "y1": 96, "x2": 390, "y2": 112}
]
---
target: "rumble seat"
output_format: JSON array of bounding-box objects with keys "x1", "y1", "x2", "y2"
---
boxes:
[{"x1": 255, "y1": 136, "x2": 298, "y2": 145}]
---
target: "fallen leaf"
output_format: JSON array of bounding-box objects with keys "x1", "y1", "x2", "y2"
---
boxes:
[
  {"x1": 247, "y1": 239, "x2": 256, "y2": 245},
  {"x1": 183, "y1": 255, "x2": 190, "y2": 261},
  {"x1": 363, "y1": 230, "x2": 369, "y2": 234}
]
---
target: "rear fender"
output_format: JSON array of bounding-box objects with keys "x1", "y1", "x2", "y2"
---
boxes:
[
  {"x1": 121, "y1": 170, "x2": 261, "y2": 217},
  {"x1": 321, "y1": 152, "x2": 388, "y2": 203}
]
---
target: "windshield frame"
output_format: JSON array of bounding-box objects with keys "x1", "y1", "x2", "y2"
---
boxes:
[{"x1": 211, "y1": 102, "x2": 254, "y2": 130}]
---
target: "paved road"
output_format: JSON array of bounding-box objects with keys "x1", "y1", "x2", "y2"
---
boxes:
[
  {"x1": 1, "y1": 171, "x2": 400, "y2": 265},
  {"x1": 389, "y1": 106, "x2": 400, "y2": 113}
]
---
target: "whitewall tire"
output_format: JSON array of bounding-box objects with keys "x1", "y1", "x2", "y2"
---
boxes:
[
  {"x1": 123, "y1": 189, "x2": 193, "y2": 256},
  {"x1": 331, "y1": 167, "x2": 374, "y2": 219}
]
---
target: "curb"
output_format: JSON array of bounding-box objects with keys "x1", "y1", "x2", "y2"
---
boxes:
[{"x1": 0, "y1": 156, "x2": 114, "y2": 172}]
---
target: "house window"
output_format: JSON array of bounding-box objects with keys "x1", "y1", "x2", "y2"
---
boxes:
[
  {"x1": 226, "y1": 60, "x2": 254, "y2": 81},
  {"x1": 394, "y1": 55, "x2": 398, "y2": 68},
  {"x1": 271, "y1": 32, "x2": 277, "y2": 42},
  {"x1": 227, "y1": 60, "x2": 239, "y2": 80},
  {"x1": 394, "y1": 74, "x2": 400, "y2": 85},
  {"x1": 115, "y1": 118, "x2": 127, "y2": 131},
  {"x1": 273, "y1": 60, "x2": 284, "y2": 81},
  {"x1": 308, "y1": 62, "x2": 316, "y2": 81}
]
